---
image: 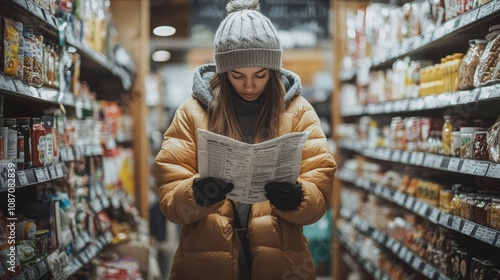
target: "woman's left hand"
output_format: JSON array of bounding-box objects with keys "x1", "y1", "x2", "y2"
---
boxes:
[{"x1": 264, "y1": 182, "x2": 302, "y2": 211}]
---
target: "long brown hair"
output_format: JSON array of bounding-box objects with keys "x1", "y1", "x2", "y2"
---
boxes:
[{"x1": 207, "y1": 69, "x2": 285, "y2": 143}]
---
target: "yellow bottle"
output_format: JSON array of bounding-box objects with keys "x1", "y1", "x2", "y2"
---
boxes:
[{"x1": 442, "y1": 115, "x2": 453, "y2": 155}]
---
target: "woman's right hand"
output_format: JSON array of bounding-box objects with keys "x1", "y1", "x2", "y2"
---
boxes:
[{"x1": 193, "y1": 177, "x2": 234, "y2": 206}]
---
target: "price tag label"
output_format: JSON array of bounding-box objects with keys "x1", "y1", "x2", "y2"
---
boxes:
[
  {"x1": 391, "y1": 241, "x2": 401, "y2": 252},
  {"x1": 479, "y1": 228, "x2": 498, "y2": 245},
  {"x1": 374, "y1": 185, "x2": 383, "y2": 196},
  {"x1": 479, "y1": 87, "x2": 491, "y2": 100},
  {"x1": 448, "y1": 158, "x2": 461, "y2": 171},
  {"x1": 473, "y1": 227, "x2": 492, "y2": 243},
  {"x1": 48, "y1": 165, "x2": 56, "y2": 179},
  {"x1": 451, "y1": 217, "x2": 462, "y2": 231},
  {"x1": 398, "y1": 246, "x2": 407, "y2": 259},
  {"x1": 74, "y1": 235, "x2": 86, "y2": 251},
  {"x1": 405, "y1": 196, "x2": 415, "y2": 209},
  {"x1": 101, "y1": 195, "x2": 111, "y2": 209},
  {"x1": 34, "y1": 4, "x2": 45, "y2": 20},
  {"x1": 423, "y1": 264, "x2": 436, "y2": 279},
  {"x1": 423, "y1": 154, "x2": 434, "y2": 167},
  {"x1": 433, "y1": 26, "x2": 446, "y2": 40},
  {"x1": 418, "y1": 202, "x2": 429, "y2": 216},
  {"x1": 26, "y1": 268, "x2": 37, "y2": 280},
  {"x1": 386, "y1": 237, "x2": 395, "y2": 249},
  {"x1": 429, "y1": 208, "x2": 440, "y2": 223},
  {"x1": 478, "y1": 0, "x2": 495, "y2": 18},
  {"x1": 433, "y1": 156, "x2": 444, "y2": 169},
  {"x1": 439, "y1": 213, "x2": 451, "y2": 226},
  {"x1": 413, "y1": 35, "x2": 423, "y2": 48},
  {"x1": 55, "y1": 163, "x2": 65, "y2": 177},
  {"x1": 495, "y1": 0, "x2": 500, "y2": 12},
  {"x1": 34, "y1": 168, "x2": 50, "y2": 182},
  {"x1": 392, "y1": 150, "x2": 402, "y2": 162},
  {"x1": 394, "y1": 191, "x2": 406, "y2": 205},
  {"x1": 412, "y1": 257, "x2": 423, "y2": 270},
  {"x1": 37, "y1": 260, "x2": 48, "y2": 274},
  {"x1": 487, "y1": 164, "x2": 500, "y2": 179},
  {"x1": 462, "y1": 221, "x2": 476, "y2": 235},
  {"x1": 17, "y1": 171, "x2": 29, "y2": 186},
  {"x1": 401, "y1": 151, "x2": 410, "y2": 163},
  {"x1": 422, "y1": 32, "x2": 433, "y2": 46},
  {"x1": 383, "y1": 102, "x2": 392, "y2": 113},
  {"x1": 0, "y1": 74, "x2": 17, "y2": 92},
  {"x1": 404, "y1": 250, "x2": 413, "y2": 263},
  {"x1": 474, "y1": 162, "x2": 489, "y2": 176},
  {"x1": 460, "y1": 160, "x2": 477, "y2": 174}
]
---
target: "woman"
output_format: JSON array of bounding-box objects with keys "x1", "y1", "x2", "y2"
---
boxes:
[{"x1": 154, "y1": 0, "x2": 336, "y2": 279}]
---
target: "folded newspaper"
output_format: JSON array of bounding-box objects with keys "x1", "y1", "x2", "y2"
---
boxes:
[{"x1": 197, "y1": 128, "x2": 310, "y2": 204}]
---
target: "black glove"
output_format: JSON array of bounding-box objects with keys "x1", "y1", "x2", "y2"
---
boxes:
[
  {"x1": 193, "y1": 177, "x2": 234, "y2": 206},
  {"x1": 264, "y1": 182, "x2": 302, "y2": 211}
]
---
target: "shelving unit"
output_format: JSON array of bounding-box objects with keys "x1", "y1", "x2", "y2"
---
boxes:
[
  {"x1": 0, "y1": 0, "x2": 150, "y2": 278},
  {"x1": 332, "y1": 0, "x2": 500, "y2": 279}
]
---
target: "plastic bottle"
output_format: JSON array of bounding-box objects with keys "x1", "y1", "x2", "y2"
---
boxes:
[{"x1": 442, "y1": 115, "x2": 453, "y2": 155}]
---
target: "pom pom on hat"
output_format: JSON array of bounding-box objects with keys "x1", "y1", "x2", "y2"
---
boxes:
[
  {"x1": 226, "y1": 0, "x2": 260, "y2": 13},
  {"x1": 214, "y1": 0, "x2": 282, "y2": 73}
]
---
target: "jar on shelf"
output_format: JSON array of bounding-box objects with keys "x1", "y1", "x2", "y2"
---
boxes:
[
  {"x1": 450, "y1": 184, "x2": 464, "y2": 216},
  {"x1": 460, "y1": 127, "x2": 483, "y2": 159},
  {"x1": 487, "y1": 198, "x2": 500, "y2": 230},
  {"x1": 458, "y1": 39, "x2": 487, "y2": 90},
  {"x1": 474, "y1": 25, "x2": 500, "y2": 87},
  {"x1": 440, "y1": 188, "x2": 454, "y2": 213},
  {"x1": 460, "y1": 194, "x2": 478, "y2": 220},
  {"x1": 474, "y1": 195, "x2": 491, "y2": 226},
  {"x1": 451, "y1": 131, "x2": 461, "y2": 157},
  {"x1": 473, "y1": 131, "x2": 489, "y2": 160},
  {"x1": 442, "y1": 115, "x2": 453, "y2": 156}
]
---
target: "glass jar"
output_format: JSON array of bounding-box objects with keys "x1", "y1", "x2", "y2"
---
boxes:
[
  {"x1": 474, "y1": 196, "x2": 491, "y2": 226},
  {"x1": 16, "y1": 117, "x2": 31, "y2": 169},
  {"x1": 460, "y1": 127, "x2": 483, "y2": 159},
  {"x1": 487, "y1": 198, "x2": 500, "y2": 230},
  {"x1": 474, "y1": 26, "x2": 500, "y2": 87},
  {"x1": 450, "y1": 184, "x2": 464, "y2": 216},
  {"x1": 440, "y1": 189, "x2": 454, "y2": 213},
  {"x1": 459, "y1": 39, "x2": 487, "y2": 90},
  {"x1": 473, "y1": 131, "x2": 489, "y2": 160},
  {"x1": 460, "y1": 194, "x2": 477, "y2": 220},
  {"x1": 31, "y1": 117, "x2": 46, "y2": 167},
  {"x1": 451, "y1": 131, "x2": 461, "y2": 157},
  {"x1": 442, "y1": 115, "x2": 453, "y2": 155}
]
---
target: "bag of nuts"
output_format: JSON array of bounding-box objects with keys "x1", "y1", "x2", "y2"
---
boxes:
[
  {"x1": 487, "y1": 116, "x2": 500, "y2": 163},
  {"x1": 474, "y1": 25, "x2": 500, "y2": 87},
  {"x1": 22, "y1": 29, "x2": 34, "y2": 84},
  {"x1": 458, "y1": 39, "x2": 487, "y2": 90},
  {"x1": 31, "y1": 34, "x2": 44, "y2": 87}
]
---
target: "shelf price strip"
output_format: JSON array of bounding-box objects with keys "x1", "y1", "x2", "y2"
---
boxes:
[{"x1": 341, "y1": 168, "x2": 500, "y2": 249}]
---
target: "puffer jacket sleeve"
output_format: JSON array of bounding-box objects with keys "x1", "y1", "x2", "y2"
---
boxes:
[
  {"x1": 154, "y1": 99, "x2": 224, "y2": 224},
  {"x1": 273, "y1": 97, "x2": 336, "y2": 225}
]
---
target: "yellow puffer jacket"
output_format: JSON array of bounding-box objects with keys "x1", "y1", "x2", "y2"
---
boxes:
[{"x1": 155, "y1": 64, "x2": 336, "y2": 280}]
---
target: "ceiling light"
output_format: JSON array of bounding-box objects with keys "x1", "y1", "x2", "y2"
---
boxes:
[
  {"x1": 153, "y1": 26, "x2": 176, "y2": 36},
  {"x1": 152, "y1": 50, "x2": 171, "y2": 62}
]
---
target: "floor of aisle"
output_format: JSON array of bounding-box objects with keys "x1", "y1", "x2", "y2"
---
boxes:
[{"x1": 155, "y1": 221, "x2": 333, "y2": 280}]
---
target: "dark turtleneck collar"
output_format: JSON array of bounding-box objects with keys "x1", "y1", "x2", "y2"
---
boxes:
[{"x1": 234, "y1": 92, "x2": 265, "y2": 116}]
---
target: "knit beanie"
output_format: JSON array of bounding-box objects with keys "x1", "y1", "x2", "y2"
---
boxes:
[{"x1": 214, "y1": 0, "x2": 282, "y2": 74}]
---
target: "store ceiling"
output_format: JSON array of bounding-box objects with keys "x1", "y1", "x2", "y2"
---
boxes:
[{"x1": 149, "y1": 0, "x2": 194, "y2": 68}]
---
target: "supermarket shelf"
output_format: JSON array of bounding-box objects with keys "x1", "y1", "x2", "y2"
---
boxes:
[
  {"x1": 340, "y1": 209, "x2": 451, "y2": 280},
  {"x1": 337, "y1": 233, "x2": 393, "y2": 280},
  {"x1": 341, "y1": 84, "x2": 500, "y2": 117},
  {"x1": 0, "y1": 162, "x2": 67, "y2": 190},
  {"x1": 339, "y1": 169, "x2": 500, "y2": 250},
  {"x1": 340, "y1": 0, "x2": 500, "y2": 78},
  {"x1": 10, "y1": 230, "x2": 112, "y2": 280},
  {"x1": 1, "y1": 0, "x2": 133, "y2": 92},
  {"x1": 0, "y1": 73, "x2": 97, "y2": 111},
  {"x1": 338, "y1": 140, "x2": 500, "y2": 179}
]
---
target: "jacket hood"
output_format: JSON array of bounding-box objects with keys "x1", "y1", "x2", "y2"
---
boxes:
[{"x1": 192, "y1": 63, "x2": 302, "y2": 107}]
